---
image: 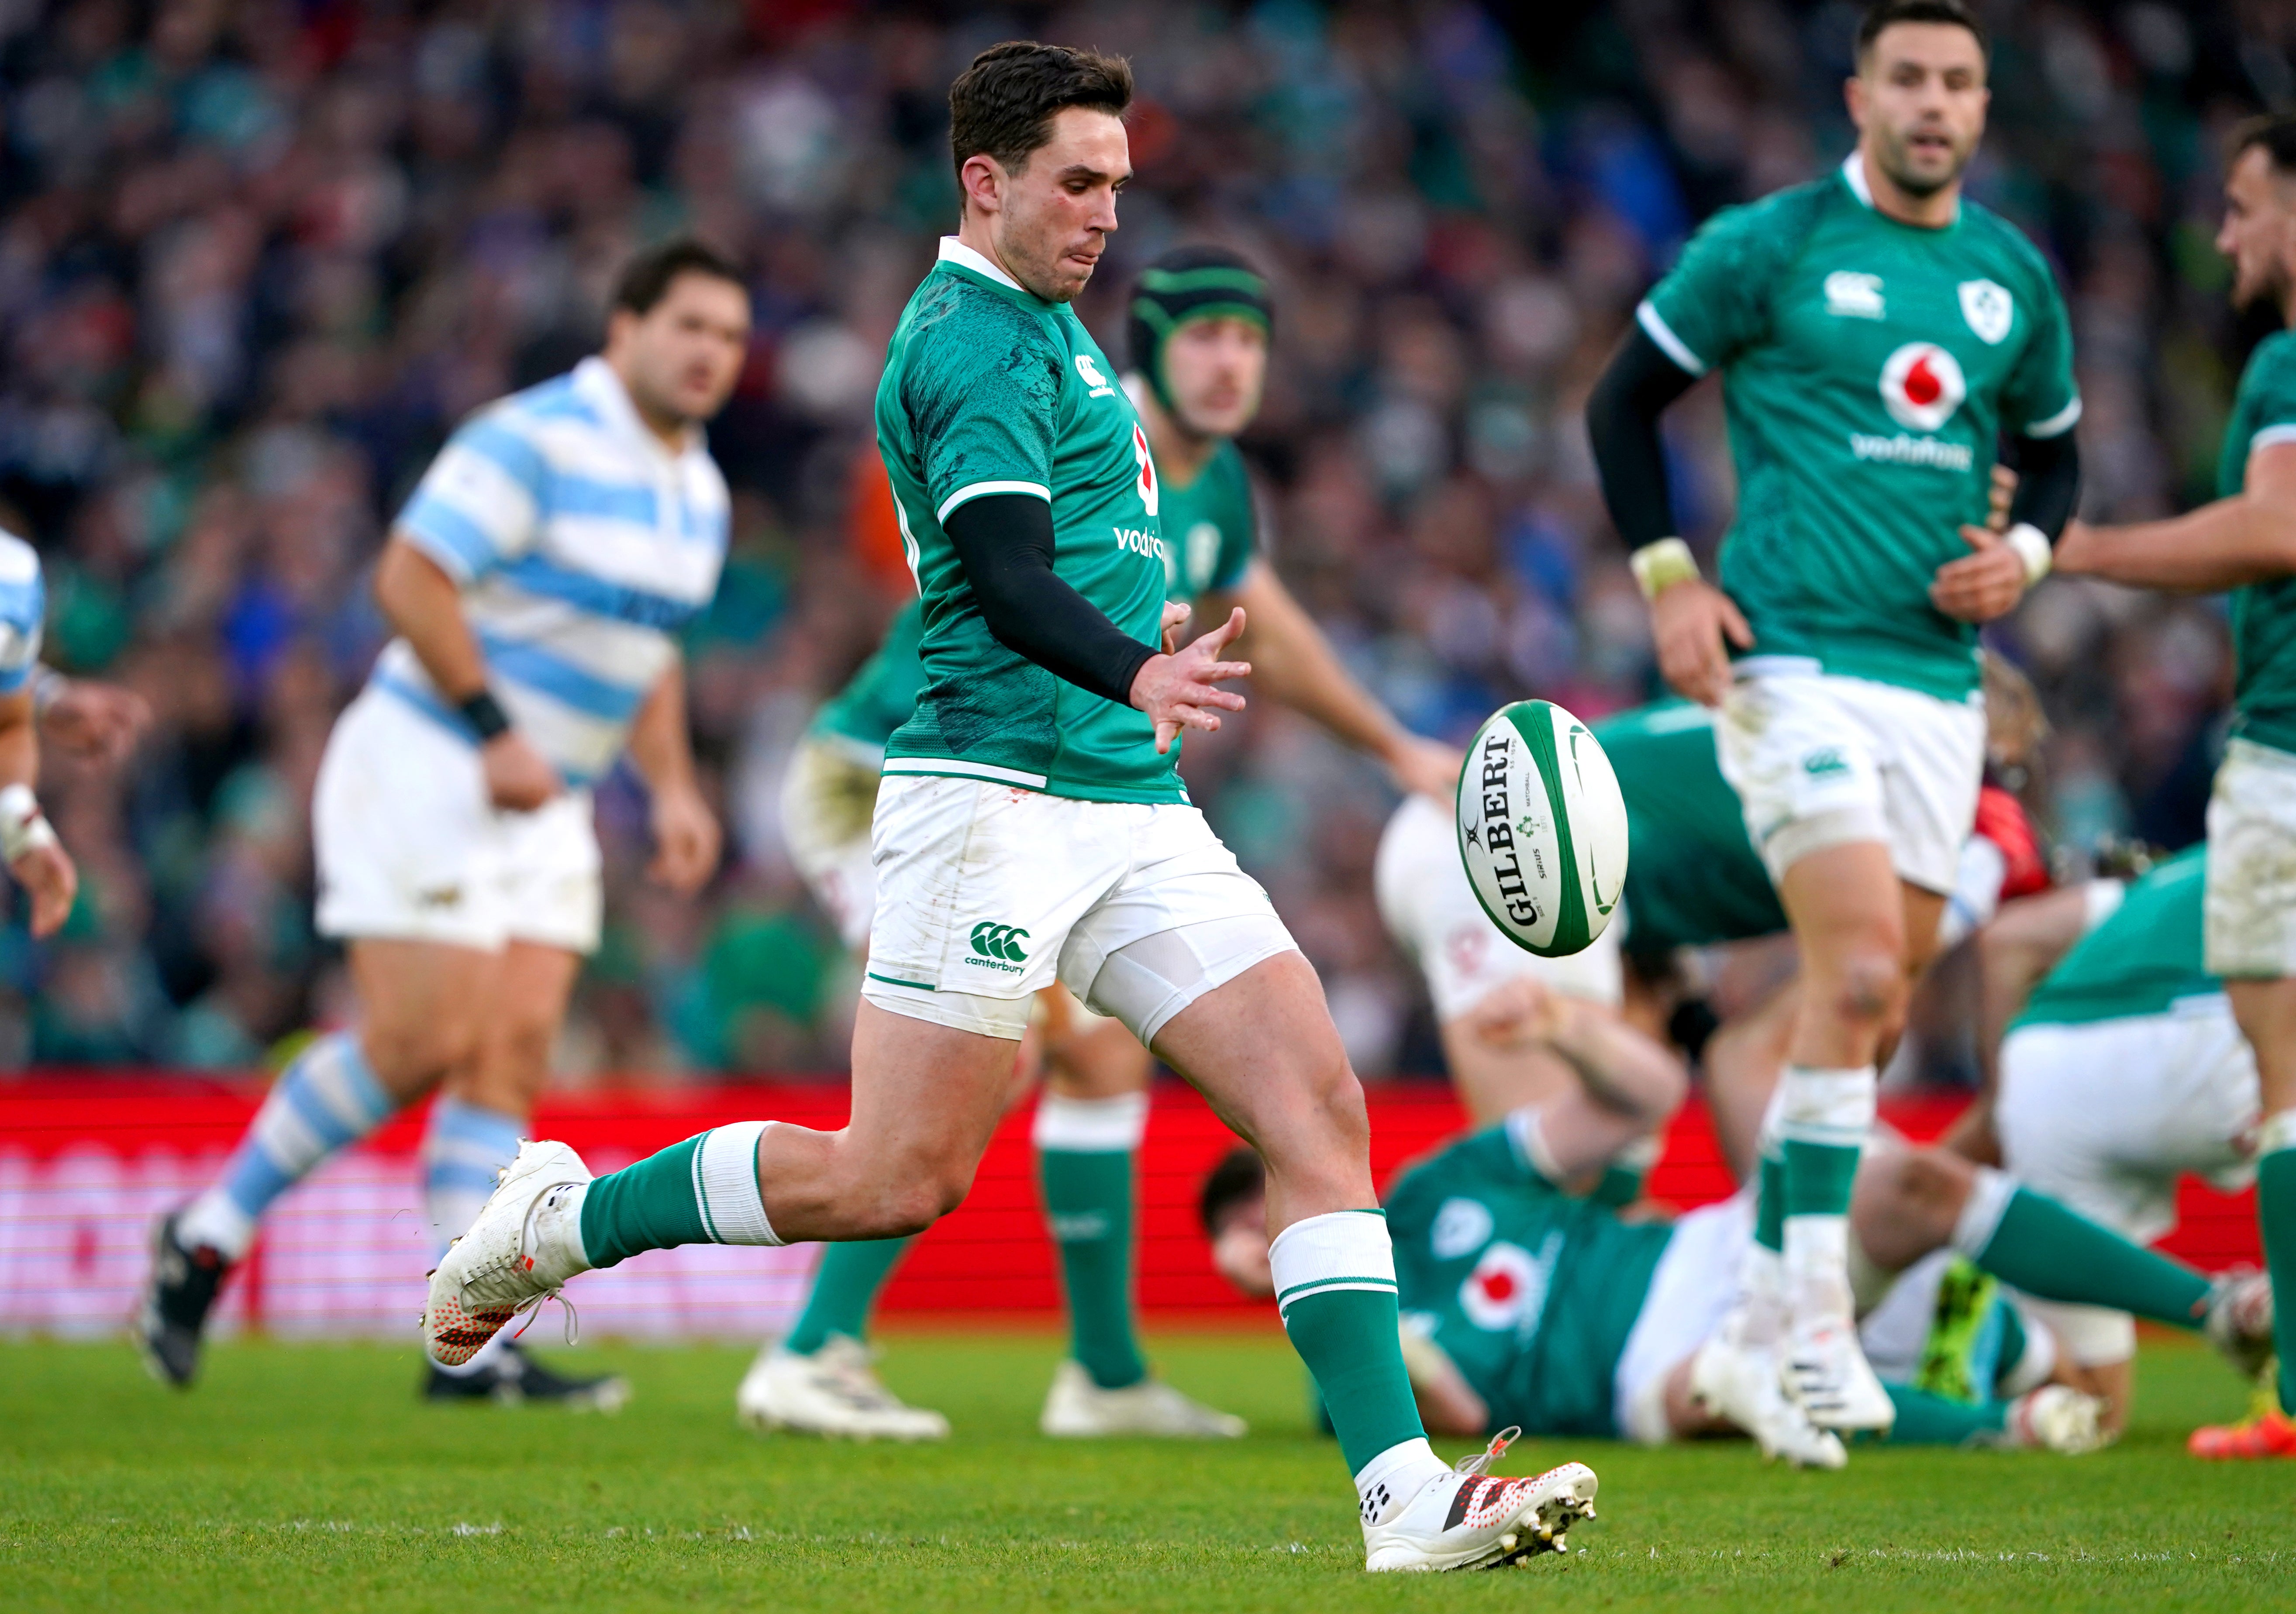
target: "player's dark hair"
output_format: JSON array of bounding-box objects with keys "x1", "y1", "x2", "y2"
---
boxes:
[
  {"x1": 611, "y1": 237, "x2": 745, "y2": 317},
  {"x1": 1855, "y1": 0, "x2": 1987, "y2": 64},
  {"x1": 2230, "y1": 113, "x2": 2296, "y2": 179},
  {"x1": 948, "y1": 41, "x2": 1133, "y2": 185},
  {"x1": 1199, "y1": 1146, "x2": 1266, "y2": 1237}
]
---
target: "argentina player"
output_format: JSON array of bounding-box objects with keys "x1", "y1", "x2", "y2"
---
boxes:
[
  {"x1": 1587, "y1": 0, "x2": 2081, "y2": 1437},
  {"x1": 139, "y1": 241, "x2": 748, "y2": 1404}
]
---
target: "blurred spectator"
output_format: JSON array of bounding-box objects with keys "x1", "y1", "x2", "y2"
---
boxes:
[{"x1": 0, "y1": 0, "x2": 2278, "y2": 1081}]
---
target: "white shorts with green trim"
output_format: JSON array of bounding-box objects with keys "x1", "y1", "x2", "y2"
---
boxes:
[
  {"x1": 313, "y1": 687, "x2": 601, "y2": 955},
  {"x1": 2205, "y1": 737, "x2": 2296, "y2": 979},
  {"x1": 1716, "y1": 664, "x2": 1985, "y2": 896},
  {"x1": 780, "y1": 734, "x2": 883, "y2": 951},
  {"x1": 859, "y1": 774, "x2": 1297, "y2": 1043},
  {"x1": 1374, "y1": 794, "x2": 1622, "y2": 1020}
]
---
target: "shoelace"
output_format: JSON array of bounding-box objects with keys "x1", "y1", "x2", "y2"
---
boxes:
[
  {"x1": 507, "y1": 1285, "x2": 580, "y2": 1348},
  {"x1": 1453, "y1": 1425, "x2": 1521, "y2": 1477}
]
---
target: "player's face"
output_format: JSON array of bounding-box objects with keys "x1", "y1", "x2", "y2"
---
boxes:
[
  {"x1": 1209, "y1": 1193, "x2": 1273, "y2": 1300},
  {"x1": 2218, "y1": 146, "x2": 2296, "y2": 316},
  {"x1": 1161, "y1": 316, "x2": 1269, "y2": 439},
  {"x1": 1849, "y1": 23, "x2": 1988, "y2": 198},
  {"x1": 609, "y1": 273, "x2": 752, "y2": 425},
  {"x1": 985, "y1": 108, "x2": 1129, "y2": 304}
]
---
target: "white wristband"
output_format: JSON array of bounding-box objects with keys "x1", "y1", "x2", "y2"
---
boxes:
[
  {"x1": 0, "y1": 782, "x2": 55, "y2": 862},
  {"x1": 1629, "y1": 537, "x2": 1701, "y2": 600},
  {"x1": 2004, "y1": 523, "x2": 2052, "y2": 586}
]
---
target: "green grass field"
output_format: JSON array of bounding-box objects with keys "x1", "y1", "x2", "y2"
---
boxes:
[{"x1": 0, "y1": 1331, "x2": 2285, "y2": 1612}]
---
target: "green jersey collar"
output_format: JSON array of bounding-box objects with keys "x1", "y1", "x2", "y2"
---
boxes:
[
  {"x1": 1838, "y1": 150, "x2": 1961, "y2": 230},
  {"x1": 936, "y1": 236, "x2": 1053, "y2": 307}
]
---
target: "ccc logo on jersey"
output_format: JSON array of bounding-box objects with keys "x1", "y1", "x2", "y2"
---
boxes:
[
  {"x1": 1879, "y1": 342, "x2": 1967, "y2": 433},
  {"x1": 968, "y1": 922, "x2": 1030, "y2": 963}
]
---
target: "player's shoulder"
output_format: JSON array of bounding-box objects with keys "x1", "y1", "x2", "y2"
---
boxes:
[
  {"x1": 2241, "y1": 329, "x2": 2296, "y2": 396},
  {"x1": 899, "y1": 270, "x2": 1065, "y2": 410},
  {"x1": 1957, "y1": 200, "x2": 2065, "y2": 298},
  {"x1": 0, "y1": 528, "x2": 41, "y2": 589},
  {"x1": 0, "y1": 530, "x2": 42, "y2": 633},
  {"x1": 1685, "y1": 176, "x2": 1837, "y2": 267}
]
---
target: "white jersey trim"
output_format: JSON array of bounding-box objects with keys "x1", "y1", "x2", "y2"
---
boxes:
[
  {"x1": 1840, "y1": 148, "x2": 1959, "y2": 224},
  {"x1": 936, "y1": 479, "x2": 1053, "y2": 523},
  {"x1": 1636, "y1": 300, "x2": 1707, "y2": 377},
  {"x1": 937, "y1": 236, "x2": 1025, "y2": 291},
  {"x1": 883, "y1": 755, "x2": 1049, "y2": 788},
  {"x1": 2025, "y1": 395, "x2": 2084, "y2": 439},
  {"x1": 2251, "y1": 423, "x2": 2296, "y2": 455}
]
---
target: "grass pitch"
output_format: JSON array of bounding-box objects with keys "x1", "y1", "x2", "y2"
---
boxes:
[{"x1": 0, "y1": 1331, "x2": 2284, "y2": 1612}]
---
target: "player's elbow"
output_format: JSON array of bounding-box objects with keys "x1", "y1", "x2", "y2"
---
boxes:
[{"x1": 371, "y1": 537, "x2": 451, "y2": 635}]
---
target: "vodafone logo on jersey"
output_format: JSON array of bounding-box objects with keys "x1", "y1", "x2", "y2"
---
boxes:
[
  {"x1": 1879, "y1": 342, "x2": 1967, "y2": 432},
  {"x1": 1459, "y1": 1242, "x2": 1538, "y2": 1330},
  {"x1": 1131, "y1": 421, "x2": 1160, "y2": 516}
]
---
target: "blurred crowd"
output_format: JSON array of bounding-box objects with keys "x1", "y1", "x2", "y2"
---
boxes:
[{"x1": 0, "y1": 0, "x2": 2280, "y2": 1081}]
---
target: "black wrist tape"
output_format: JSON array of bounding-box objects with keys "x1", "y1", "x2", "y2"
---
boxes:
[{"x1": 459, "y1": 690, "x2": 512, "y2": 740}]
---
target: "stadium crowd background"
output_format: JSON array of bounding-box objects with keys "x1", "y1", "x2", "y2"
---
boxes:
[{"x1": 0, "y1": 0, "x2": 2271, "y2": 1083}]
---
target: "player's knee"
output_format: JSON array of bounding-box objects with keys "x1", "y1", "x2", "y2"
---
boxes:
[
  {"x1": 1822, "y1": 946, "x2": 1906, "y2": 1031},
  {"x1": 360, "y1": 1012, "x2": 476, "y2": 1089}
]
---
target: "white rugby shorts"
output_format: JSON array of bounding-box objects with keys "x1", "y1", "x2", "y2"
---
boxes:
[
  {"x1": 1717, "y1": 665, "x2": 1986, "y2": 895},
  {"x1": 1613, "y1": 1194, "x2": 1745, "y2": 1444},
  {"x1": 859, "y1": 774, "x2": 1297, "y2": 1043},
  {"x1": 2205, "y1": 737, "x2": 2296, "y2": 979},
  {"x1": 313, "y1": 687, "x2": 602, "y2": 955},
  {"x1": 780, "y1": 734, "x2": 883, "y2": 951},
  {"x1": 1374, "y1": 794, "x2": 1623, "y2": 1020}
]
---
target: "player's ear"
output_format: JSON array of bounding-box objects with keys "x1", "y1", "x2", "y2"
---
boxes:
[{"x1": 960, "y1": 153, "x2": 1005, "y2": 219}]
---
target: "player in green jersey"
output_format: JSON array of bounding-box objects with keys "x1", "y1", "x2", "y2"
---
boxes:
[
  {"x1": 424, "y1": 45, "x2": 1589, "y2": 1572},
  {"x1": 1585, "y1": 0, "x2": 2083, "y2": 1433},
  {"x1": 2052, "y1": 111, "x2": 2296, "y2": 1456},
  {"x1": 752, "y1": 241, "x2": 1463, "y2": 1442}
]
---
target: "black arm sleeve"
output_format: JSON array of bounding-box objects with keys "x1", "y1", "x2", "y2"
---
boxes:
[
  {"x1": 943, "y1": 493, "x2": 1156, "y2": 706},
  {"x1": 2002, "y1": 430, "x2": 2081, "y2": 543},
  {"x1": 1586, "y1": 325, "x2": 1702, "y2": 552}
]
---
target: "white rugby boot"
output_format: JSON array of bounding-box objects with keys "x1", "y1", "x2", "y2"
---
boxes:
[
  {"x1": 2205, "y1": 1268, "x2": 2276, "y2": 1383},
  {"x1": 423, "y1": 1140, "x2": 592, "y2": 1367},
  {"x1": 2006, "y1": 1384, "x2": 2111, "y2": 1455},
  {"x1": 1689, "y1": 1333, "x2": 1847, "y2": 1470},
  {"x1": 1362, "y1": 1430, "x2": 1598, "y2": 1573},
  {"x1": 1038, "y1": 1359, "x2": 1247, "y2": 1438},
  {"x1": 1781, "y1": 1305, "x2": 1896, "y2": 1433},
  {"x1": 735, "y1": 1335, "x2": 950, "y2": 1441}
]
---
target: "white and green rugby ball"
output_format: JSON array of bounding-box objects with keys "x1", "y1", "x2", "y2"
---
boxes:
[{"x1": 1456, "y1": 699, "x2": 1628, "y2": 958}]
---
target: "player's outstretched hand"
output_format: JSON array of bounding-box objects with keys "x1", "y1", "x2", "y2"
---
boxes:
[
  {"x1": 1386, "y1": 733, "x2": 1464, "y2": 802},
  {"x1": 647, "y1": 780, "x2": 722, "y2": 895},
  {"x1": 1158, "y1": 599, "x2": 1192, "y2": 654},
  {"x1": 1130, "y1": 606, "x2": 1250, "y2": 754},
  {"x1": 1649, "y1": 578, "x2": 1751, "y2": 709},
  {"x1": 40, "y1": 678, "x2": 150, "y2": 765},
  {"x1": 12, "y1": 840, "x2": 76, "y2": 938},
  {"x1": 1931, "y1": 524, "x2": 2027, "y2": 623},
  {"x1": 480, "y1": 731, "x2": 562, "y2": 812}
]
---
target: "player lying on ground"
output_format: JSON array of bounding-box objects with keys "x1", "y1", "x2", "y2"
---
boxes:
[
  {"x1": 138, "y1": 239, "x2": 748, "y2": 1409},
  {"x1": 753, "y1": 243, "x2": 1458, "y2": 1442},
  {"x1": 2049, "y1": 111, "x2": 2296, "y2": 1458},
  {"x1": 1200, "y1": 977, "x2": 2266, "y2": 1467},
  {"x1": 1586, "y1": 0, "x2": 2084, "y2": 1434},
  {"x1": 423, "y1": 43, "x2": 1593, "y2": 1573}
]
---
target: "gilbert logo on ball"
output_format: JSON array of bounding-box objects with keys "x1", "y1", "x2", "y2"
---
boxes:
[{"x1": 1456, "y1": 700, "x2": 1627, "y2": 958}]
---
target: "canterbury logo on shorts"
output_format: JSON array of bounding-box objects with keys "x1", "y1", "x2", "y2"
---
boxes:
[{"x1": 967, "y1": 921, "x2": 1030, "y2": 969}]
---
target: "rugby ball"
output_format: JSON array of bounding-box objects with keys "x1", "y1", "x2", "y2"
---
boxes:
[{"x1": 1455, "y1": 700, "x2": 1628, "y2": 957}]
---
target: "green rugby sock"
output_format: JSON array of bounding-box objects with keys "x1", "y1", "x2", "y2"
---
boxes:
[
  {"x1": 1755, "y1": 1146, "x2": 1786, "y2": 1254},
  {"x1": 576, "y1": 1123, "x2": 780, "y2": 1270},
  {"x1": 1955, "y1": 1172, "x2": 2210, "y2": 1328},
  {"x1": 1040, "y1": 1143, "x2": 1147, "y2": 1390},
  {"x1": 784, "y1": 1237, "x2": 912, "y2": 1356},
  {"x1": 1269, "y1": 1209, "x2": 1426, "y2": 1475},
  {"x1": 1878, "y1": 1383, "x2": 2008, "y2": 1446},
  {"x1": 2258, "y1": 1115, "x2": 2296, "y2": 1413}
]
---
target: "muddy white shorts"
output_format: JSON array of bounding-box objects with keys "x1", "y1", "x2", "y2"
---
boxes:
[
  {"x1": 1374, "y1": 794, "x2": 1623, "y2": 1019},
  {"x1": 860, "y1": 774, "x2": 1297, "y2": 1044},
  {"x1": 781, "y1": 733, "x2": 884, "y2": 951},
  {"x1": 313, "y1": 687, "x2": 602, "y2": 954},
  {"x1": 1716, "y1": 664, "x2": 1986, "y2": 895},
  {"x1": 2205, "y1": 737, "x2": 2296, "y2": 979}
]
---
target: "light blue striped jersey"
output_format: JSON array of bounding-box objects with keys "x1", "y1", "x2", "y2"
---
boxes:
[
  {"x1": 379, "y1": 357, "x2": 730, "y2": 787},
  {"x1": 0, "y1": 529, "x2": 45, "y2": 695}
]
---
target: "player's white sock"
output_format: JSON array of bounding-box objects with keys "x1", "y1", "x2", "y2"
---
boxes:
[
  {"x1": 179, "y1": 1032, "x2": 394, "y2": 1260},
  {"x1": 1353, "y1": 1437, "x2": 1447, "y2": 1527},
  {"x1": 1777, "y1": 1064, "x2": 1873, "y2": 1322}
]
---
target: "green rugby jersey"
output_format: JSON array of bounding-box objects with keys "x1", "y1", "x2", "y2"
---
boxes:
[
  {"x1": 812, "y1": 597, "x2": 927, "y2": 758},
  {"x1": 1640, "y1": 154, "x2": 2079, "y2": 700},
  {"x1": 875, "y1": 239, "x2": 1176, "y2": 803},
  {"x1": 2012, "y1": 847, "x2": 2214, "y2": 1030},
  {"x1": 1594, "y1": 700, "x2": 1786, "y2": 956},
  {"x1": 1386, "y1": 1124, "x2": 1672, "y2": 1438},
  {"x1": 2217, "y1": 332, "x2": 2296, "y2": 755},
  {"x1": 824, "y1": 425, "x2": 1257, "y2": 757}
]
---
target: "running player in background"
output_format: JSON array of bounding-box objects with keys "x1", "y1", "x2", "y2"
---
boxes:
[
  {"x1": 426, "y1": 45, "x2": 1596, "y2": 1573},
  {"x1": 138, "y1": 239, "x2": 749, "y2": 1407},
  {"x1": 2051, "y1": 110, "x2": 2296, "y2": 1456},
  {"x1": 0, "y1": 527, "x2": 83, "y2": 938},
  {"x1": 1585, "y1": 0, "x2": 2082, "y2": 1435},
  {"x1": 750, "y1": 243, "x2": 1458, "y2": 1440}
]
